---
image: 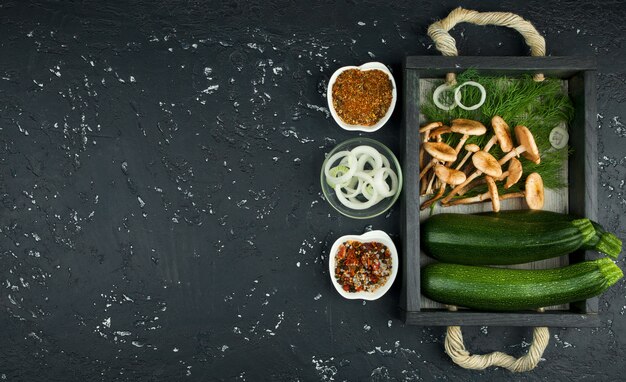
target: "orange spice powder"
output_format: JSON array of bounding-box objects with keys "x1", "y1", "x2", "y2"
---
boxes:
[{"x1": 332, "y1": 69, "x2": 393, "y2": 126}]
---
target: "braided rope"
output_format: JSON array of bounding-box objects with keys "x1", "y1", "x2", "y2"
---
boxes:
[
  {"x1": 444, "y1": 306, "x2": 550, "y2": 372},
  {"x1": 427, "y1": 7, "x2": 546, "y2": 82}
]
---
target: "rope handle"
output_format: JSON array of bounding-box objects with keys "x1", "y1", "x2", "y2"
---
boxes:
[
  {"x1": 427, "y1": 7, "x2": 546, "y2": 83},
  {"x1": 444, "y1": 306, "x2": 550, "y2": 372}
]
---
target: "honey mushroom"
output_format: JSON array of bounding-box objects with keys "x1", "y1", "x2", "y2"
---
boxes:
[
  {"x1": 420, "y1": 164, "x2": 467, "y2": 210},
  {"x1": 500, "y1": 157, "x2": 524, "y2": 189},
  {"x1": 419, "y1": 142, "x2": 457, "y2": 182},
  {"x1": 424, "y1": 126, "x2": 453, "y2": 194},
  {"x1": 419, "y1": 122, "x2": 443, "y2": 170},
  {"x1": 430, "y1": 126, "x2": 452, "y2": 142},
  {"x1": 441, "y1": 150, "x2": 502, "y2": 204},
  {"x1": 445, "y1": 175, "x2": 501, "y2": 212},
  {"x1": 497, "y1": 125, "x2": 541, "y2": 166},
  {"x1": 450, "y1": 119, "x2": 487, "y2": 155},
  {"x1": 499, "y1": 172, "x2": 545, "y2": 210},
  {"x1": 483, "y1": 116, "x2": 514, "y2": 153}
]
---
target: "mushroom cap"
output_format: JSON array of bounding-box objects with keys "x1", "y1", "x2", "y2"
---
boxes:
[
  {"x1": 451, "y1": 119, "x2": 487, "y2": 136},
  {"x1": 504, "y1": 157, "x2": 523, "y2": 189},
  {"x1": 430, "y1": 126, "x2": 452, "y2": 141},
  {"x1": 491, "y1": 116, "x2": 514, "y2": 153},
  {"x1": 464, "y1": 143, "x2": 480, "y2": 153},
  {"x1": 434, "y1": 164, "x2": 466, "y2": 186},
  {"x1": 514, "y1": 125, "x2": 540, "y2": 164},
  {"x1": 485, "y1": 176, "x2": 501, "y2": 212},
  {"x1": 471, "y1": 151, "x2": 502, "y2": 178},
  {"x1": 524, "y1": 172, "x2": 544, "y2": 210},
  {"x1": 423, "y1": 142, "x2": 457, "y2": 162},
  {"x1": 419, "y1": 121, "x2": 443, "y2": 133}
]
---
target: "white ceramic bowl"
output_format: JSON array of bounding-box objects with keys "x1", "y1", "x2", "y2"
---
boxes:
[
  {"x1": 327, "y1": 62, "x2": 397, "y2": 133},
  {"x1": 328, "y1": 230, "x2": 399, "y2": 300}
]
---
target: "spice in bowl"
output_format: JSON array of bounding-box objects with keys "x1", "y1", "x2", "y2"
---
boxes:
[
  {"x1": 334, "y1": 240, "x2": 393, "y2": 293},
  {"x1": 331, "y1": 69, "x2": 393, "y2": 126}
]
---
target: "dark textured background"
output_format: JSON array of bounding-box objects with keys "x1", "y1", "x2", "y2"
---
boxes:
[{"x1": 1, "y1": 1, "x2": 625, "y2": 380}]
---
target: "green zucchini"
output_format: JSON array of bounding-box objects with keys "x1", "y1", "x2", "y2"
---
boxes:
[
  {"x1": 421, "y1": 213, "x2": 596, "y2": 265},
  {"x1": 479, "y1": 210, "x2": 622, "y2": 259},
  {"x1": 421, "y1": 258, "x2": 623, "y2": 311}
]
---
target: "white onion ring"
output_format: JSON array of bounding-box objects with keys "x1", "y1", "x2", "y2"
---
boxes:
[
  {"x1": 454, "y1": 81, "x2": 486, "y2": 111},
  {"x1": 373, "y1": 167, "x2": 399, "y2": 198},
  {"x1": 324, "y1": 151, "x2": 357, "y2": 187},
  {"x1": 335, "y1": 183, "x2": 380, "y2": 210},
  {"x1": 433, "y1": 83, "x2": 456, "y2": 111},
  {"x1": 337, "y1": 179, "x2": 363, "y2": 199},
  {"x1": 350, "y1": 146, "x2": 383, "y2": 169}
]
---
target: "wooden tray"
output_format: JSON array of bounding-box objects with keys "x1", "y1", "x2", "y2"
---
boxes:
[{"x1": 399, "y1": 56, "x2": 599, "y2": 327}]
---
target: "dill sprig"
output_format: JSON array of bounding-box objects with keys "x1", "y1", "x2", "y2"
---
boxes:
[{"x1": 422, "y1": 69, "x2": 574, "y2": 191}]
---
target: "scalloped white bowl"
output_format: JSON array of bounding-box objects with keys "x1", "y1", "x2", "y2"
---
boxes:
[
  {"x1": 327, "y1": 62, "x2": 397, "y2": 133},
  {"x1": 328, "y1": 230, "x2": 399, "y2": 300}
]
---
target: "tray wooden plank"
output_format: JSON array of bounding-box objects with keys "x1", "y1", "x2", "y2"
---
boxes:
[
  {"x1": 399, "y1": 68, "x2": 421, "y2": 313},
  {"x1": 401, "y1": 310, "x2": 600, "y2": 327},
  {"x1": 400, "y1": 56, "x2": 598, "y2": 327}
]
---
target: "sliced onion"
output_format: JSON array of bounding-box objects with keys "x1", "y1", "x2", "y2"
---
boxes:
[
  {"x1": 381, "y1": 155, "x2": 390, "y2": 169},
  {"x1": 373, "y1": 167, "x2": 399, "y2": 197},
  {"x1": 351, "y1": 146, "x2": 383, "y2": 169},
  {"x1": 361, "y1": 182, "x2": 376, "y2": 201},
  {"x1": 433, "y1": 83, "x2": 456, "y2": 111},
  {"x1": 454, "y1": 81, "x2": 486, "y2": 111},
  {"x1": 324, "y1": 151, "x2": 357, "y2": 187},
  {"x1": 357, "y1": 154, "x2": 378, "y2": 173},
  {"x1": 337, "y1": 179, "x2": 363, "y2": 198},
  {"x1": 335, "y1": 183, "x2": 380, "y2": 210}
]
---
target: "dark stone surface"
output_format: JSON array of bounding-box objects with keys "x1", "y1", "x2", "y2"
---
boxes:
[{"x1": 0, "y1": 0, "x2": 624, "y2": 380}]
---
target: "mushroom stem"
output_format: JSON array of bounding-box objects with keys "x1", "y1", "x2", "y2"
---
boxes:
[
  {"x1": 457, "y1": 156, "x2": 522, "y2": 196},
  {"x1": 482, "y1": 134, "x2": 499, "y2": 152},
  {"x1": 457, "y1": 178, "x2": 487, "y2": 196},
  {"x1": 441, "y1": 151, "x2": 502, "y2": 204},
  {"x1": 425, "y1": 170, "x2": 437, "y2": 195},
  {"x1": 420, "y1": 171, "x2": 429, "y2": 195},
  {"x1": 443, "y1": 171, "x2": 482, "y2": 201},
  {"x1": 445, "y1": 176, "x2": 501, "y2": 211},
  {"x1": 499, "y1": 172, "x2": 545, "y2": 210},
  {"x1": 419, "y1": 161, "x2": 435, "y2": 180},
  {"x1": 500, "y1": 192, "x2": 524, "y2": 200},
  {"x1": 454, "y1": 144, "x2": 480, "y2": 170},
  {"x1": 498, "y1": 145, "x2": 528, "y2": 165},
  {"x1": 453, "y1": 135, "x2": 470, "y2": 154},
  {"x1": 421, "y1": 184, "x2": 445, "y2": 210},
  {"x1": 421, "y1": 165, "x2": 467, "y2": 209}
]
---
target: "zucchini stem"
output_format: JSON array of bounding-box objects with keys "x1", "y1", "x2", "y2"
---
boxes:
[
  {"x1": 597, "y1": 258, "x2": 624, "y2": 287},
  {"x1": 594, "y1": 232, "x2": 623, "y2": 259},
  {"x1": 571, "y1": 218, "x2": 595, "y2": 245}
]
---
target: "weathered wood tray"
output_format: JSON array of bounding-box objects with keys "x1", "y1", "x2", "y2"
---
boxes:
[{"x1": 400, "y1": 56, "x2": 598, "y2": 327}]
